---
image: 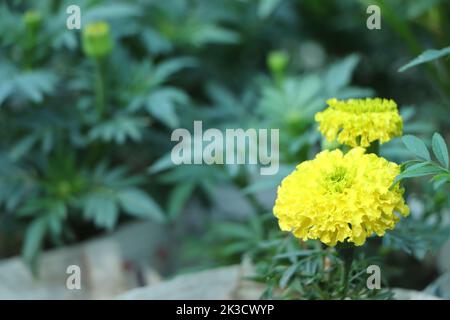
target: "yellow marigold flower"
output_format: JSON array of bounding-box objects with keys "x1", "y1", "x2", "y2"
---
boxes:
[
  {"x1": 273, "y1": 148, "x2": 409, "y2": 246},
  {"x1": 315, "y1": 98, "x2": 403, "y2": 147}
]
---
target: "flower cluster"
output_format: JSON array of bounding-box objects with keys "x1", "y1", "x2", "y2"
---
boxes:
[{"x1": 274, "y1": 97, "x2": 409, "y2": 246}]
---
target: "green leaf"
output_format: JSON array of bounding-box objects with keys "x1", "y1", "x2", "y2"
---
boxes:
[
  {"x1": 215, "y1": 222, "x2": 253, "y2": 240},
  {"x1": 168, "y1": 182, "x2": 195, "y2": 220},
  {"x1": 400, "y1": 159, "x2": 422, "y2": 170},
  {"x1": 325, "y1": 54, "x2": 360, "y2": 92},
  {"x1": 118, "y1": 188, "x2": 165, "y2": 222},
  {"x1": 274, "y1": 250, "x2": 320, "y2": 260},
  {"x1": 88, "y1": 116, "x2": 147, "y2": 144},
  {"x1": 141, "y1": 29, "x2": 172, "y2": 55},
  {"x1": 0, "y1": 80, "x2": 14, "y2": 106},
  {"x1": 402, "y1": 135, "x2": 431, "y2": 160},
  {"x1": 83, "y1": 192, "x2": 119, "y2": 230},
  {"x1": 153, "y1": 58, "x2": 197, "y2": 84},
  {"x1": 45, "y1": 202, "x2": 67, "y2": 235},
  {"x1": 432, "y1": 132, "x2": 449, "y2": 168},
  {"x1": 398, "y1": 46, "x2": 450, "y2": 72},
  {"x1": 146, "y1": 88, "x2": 188, "y2": 128},
  {"x1": 50, "y1": 201, "x2": 68, "y2": 219},
  {"x1": 406, "y1": 0, "x2": 442, "y2": 19},
  {"x1": 403, "y1": 162, "x2": 441, "y2": 174},
  {"x1": 258, "y1": 0, "x2": 282, "y2": 18},
  {"x1": 48, "y1": 215, "x2": 63, "y2": 237},
  {"x1": 8, "y1": 135, "x2": 38, "y2": 161},
  {"x1": 432, "y1": 174, "x2": 450, "y2": 190},
  {"x1": 148, "y1": 153, "x2": 175, "y2": 174},
  {"x1": 393, "y1": 162, "x2": 443, "y2": 186},
  {"x1": 22, "y1": 217, "x2": 47, "y2": 266},
  {"x1": 280, "y1": 263, "x2": 298, "y2": 289},
  {"x1": 14, "y1": 71, "x2": 58, "y2": 103},
  {"x1": 83, "y1": 3, "x2": 142, "y2": 23},
  {"x1": 190, "y1": 25, "x2": 240, "y2": 46},
  {"x1": 220, "y1": 241, "x2": 251, "y2": 256},
  {"x1": 242, "y1": 177, "x2": 280, "y2": 194}
]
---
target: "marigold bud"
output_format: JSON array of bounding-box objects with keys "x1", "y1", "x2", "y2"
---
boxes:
[
  {"x1": 82, "y1": 22, "x2": 113, "y2": 58},
  {"x1": 267, "y1": 50, "x2": 289, "y2": 76},
  {"x1": 23, "y1": 10, "x2": 42, "y2": 33}
]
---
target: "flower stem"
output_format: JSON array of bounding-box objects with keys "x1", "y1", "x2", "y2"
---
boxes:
[
  {"x1": 94, "y1": 58, "x2": 106, "y2": 117},
  {"x1": 336, "y1": 245, "x2": 355, "y2": 299}
]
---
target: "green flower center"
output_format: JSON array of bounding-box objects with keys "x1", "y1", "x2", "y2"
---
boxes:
[{"x1": 324, "y1": 166, "x2": 352, "y2": 193}]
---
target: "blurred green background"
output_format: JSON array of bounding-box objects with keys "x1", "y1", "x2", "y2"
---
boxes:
[{"x1": 0, "y1": 0, "x2": 449, "y2": 298}]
